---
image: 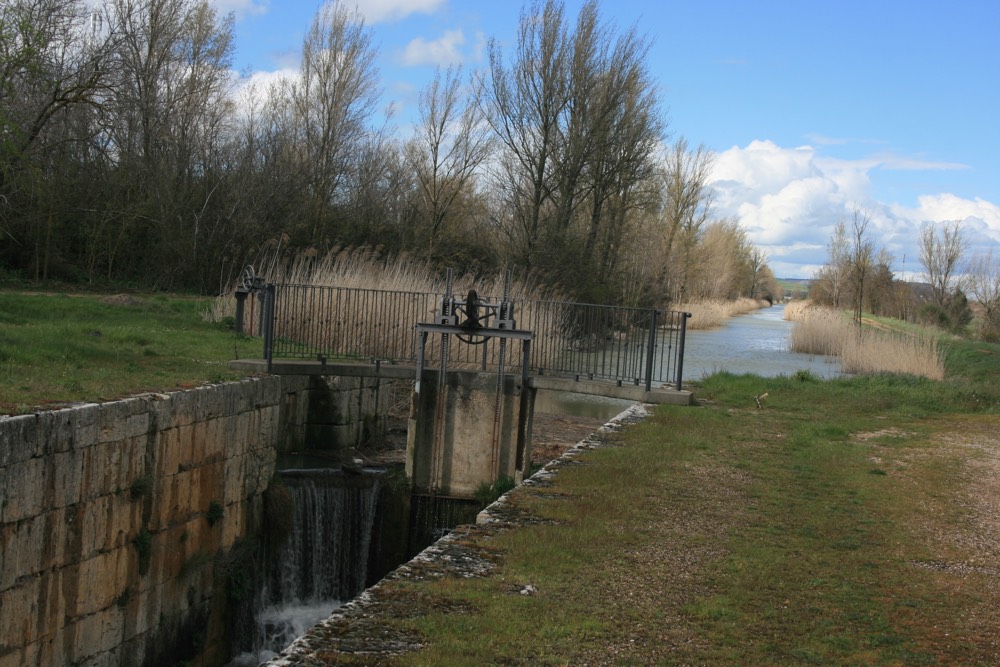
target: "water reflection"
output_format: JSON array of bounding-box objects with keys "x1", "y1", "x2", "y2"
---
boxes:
[
  {"x1": 534, "y1": 388, "x2": 634, "y2": 420},
  {"x1": 681, "y1": 303, "x2": 845, "y2": 381}
]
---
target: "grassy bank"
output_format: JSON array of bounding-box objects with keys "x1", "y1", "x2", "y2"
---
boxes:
[
  {"x1": 342, "y1": 369, "x2": 1000, "y2": 666},
  {"x1": 0, "y1": 292, "x2": 258, "y2": 414}
]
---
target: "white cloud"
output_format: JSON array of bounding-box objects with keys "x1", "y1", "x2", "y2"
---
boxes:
[
  {"x1": 228, "y1": 67, "x2": 298, "y2": 120},
  {"x1": 400, "y1": 29, "x2": 465, "y2": 67},
  {"x1": 210, "y1": 0, "x2": 268, "y2": 20},
  {"x1": 347, "y1": 0, "x2": 445, "y2": 24},
  {"x1": 710, "y1": 141, "x2": 1000, "y2": 278}
]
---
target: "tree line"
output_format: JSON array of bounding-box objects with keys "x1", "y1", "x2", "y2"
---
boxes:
[
  {"x1": 810, "y1": 211, "x2": 1000, "y2": 342},
  {"x1": 1, "y1": 0, "x2": 777, "y2": 306}
]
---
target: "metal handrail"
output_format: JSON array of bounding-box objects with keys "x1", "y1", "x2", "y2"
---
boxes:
[{"x1": 250, "y1": 283, "x2": 690, "y2": 390}]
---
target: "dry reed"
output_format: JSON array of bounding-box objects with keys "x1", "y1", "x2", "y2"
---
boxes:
[
  {"x1": 677, "y1": 298, "x2": 769, "y2": 330},
  {"x1": 210, "y1": 247, "x2": 568, "y2": 369},
  {"x1": 841, "y1": 331, "x2": 945, "y2": 380},
  {"x1": 789, "y1": 304, "x2": 944, "y2": 380},
  {"x1": 782, "y1": 299, "x2": 812, "y2": 322},
  {"x1": 789, "y1": 306, "x2": 848, "y2": 356}
]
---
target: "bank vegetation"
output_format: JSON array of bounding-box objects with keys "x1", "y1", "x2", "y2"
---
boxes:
[{"x1": 1, "y1": 0, "x2": 777, "y2": 312}]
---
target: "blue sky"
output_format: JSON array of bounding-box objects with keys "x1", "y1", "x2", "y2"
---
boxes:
[{"x1": 218, "y1": 0, "x2": 1000, "y2": 279}]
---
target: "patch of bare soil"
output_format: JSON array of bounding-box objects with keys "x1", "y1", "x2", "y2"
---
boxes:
[
  {"x1": 893, "y1": 417, "x2": 1000, "y2": 663},
  {"x1": 530, "y1": 412, "x2": 608, "y2": 465}
]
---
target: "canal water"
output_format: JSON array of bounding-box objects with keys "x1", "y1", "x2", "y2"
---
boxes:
[{"x1": 680, "y1": 303, "x2": 845, "y2": 381}]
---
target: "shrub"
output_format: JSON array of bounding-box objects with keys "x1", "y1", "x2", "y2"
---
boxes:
[
  {"x1": 206, "y1": 500, "x2": 225, "y2": 527},
  {"x1": 129, "y1": 474, "x2": 153, "y2": 501},
  {"x1": 474, "y1": 475, "x2": 517, "y2": 507}
]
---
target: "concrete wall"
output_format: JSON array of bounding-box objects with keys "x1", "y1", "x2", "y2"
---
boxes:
[{"x1": 406, "y1": 370, "x2": 534, "y2": 498}]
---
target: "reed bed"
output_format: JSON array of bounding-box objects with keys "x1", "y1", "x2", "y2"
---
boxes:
[
  {"x1": 841, "y1": 330, "x2": 945, "y2": 380},
  {"x1": 211, "y1": 247, "x2": 571, "y2": 370},
  {"x1": 789, "y1": 305, "x2": 849, "y2": 356},
  {"x1": 789, "y1": 303, "x2": 945, "y2": 380},
  {"x1": 677, "y1": 297, "x2": 768, "y2": 329},
  {"x1": 782, "y1": 299, "x2": 812, "y2": 322}
]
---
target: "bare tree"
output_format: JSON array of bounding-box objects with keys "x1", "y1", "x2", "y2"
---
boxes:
[
  {"x1": 479, "y1": 0, "x2": 569, "y2": 270},
  {"x1": 966, "y1": 249, "x2": 1000, "y2": 340},
  {"x1": 0, "y1": 0, "x2": 115, "y2": 278},
  {"x1": 919, "y1": 219, "x2": 966, "y2": 308},
  {"x1": 292, "y1": 1, "x2": 380, "y2": 245},
  {"x1": 746, "y1": 246, "x2": 770, "y2": 300},
  {"x1": 825, "y1": 219, "x2": 850, "y2": 308},
  {"x1": 848, "y1": 207, "x2": 874, "y2": 327},
  {"x1": 406, "y1": 66, "x2": 491, "y2": 258},
  {"x1": 654, "y1": 138, "x2": 714, "y2": 303}
]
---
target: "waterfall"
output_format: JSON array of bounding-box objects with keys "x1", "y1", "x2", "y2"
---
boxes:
[{"x1": 229, "y1": 468, "x2": 381, "y2": 665}]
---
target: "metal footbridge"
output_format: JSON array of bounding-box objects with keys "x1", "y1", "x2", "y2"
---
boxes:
[{"x1": 230, "y1": 268, "x2": 693, "y2": 405}]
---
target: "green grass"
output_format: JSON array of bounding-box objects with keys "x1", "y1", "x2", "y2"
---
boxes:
[
  {"x1": 354, "y1": 368, "x2": 1000, "y2": 665},
  {"x1": 0, "y1": 291, "x2": 259, "y2": 413}
]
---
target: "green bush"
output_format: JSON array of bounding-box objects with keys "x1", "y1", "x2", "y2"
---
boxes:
[
  {"x1": 474, "y1": 475, "x2": 517, "y2": 508},
  {"x1": 129, "y1": 474, "x2": 153, "y2": 501},
  {"x1": 206, "y1": 500, "x2": 225, "y2": 526}
]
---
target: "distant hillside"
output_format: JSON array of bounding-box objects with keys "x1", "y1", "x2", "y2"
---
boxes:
[{"x1": 777, "y1": 278, "x2": 811, "y2": 298}]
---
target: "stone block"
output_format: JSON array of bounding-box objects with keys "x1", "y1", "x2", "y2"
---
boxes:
[
  {"x1": 146, "y1": 393, "x2": 174, "y2": 431},
  {"x1": 74, "y1": 549, "x2": 125, "y2": 620},
  {"x1": 31, "y1": 569, "x2": 66, "y2": 647},
  {"x1": 228, "y1": 412, "x2": 249, "y2": 457},
  {"x1": 175, "y1": 423, "x2": 196, "y2": 470},
  {"x1": 149, "y1": 472, "x2": 182, "y2": 533},
  {"x1": 156, "y1": 428, "x2": 182, "y2": 478},
  {"x1": 0, "y1": 525, "x2": 12, "y2": 590},
  {"x1": 72, "y1": 606, "x2": 105, "y2": 661},
  {"x1": 0, "y1": 642, "x2": 35, "y2": 667},
  {"x1": 90, "y1": 439, "x2": 131, "y2": 499},
  {"x1": 125, "y1": 412, "x2": 150, "y2": 439},
  {"x1": 222, "y1": 455, "x2": 244, "y2": 506},
  {"x1": 47, "y1": 449, "x2": 84, "y2": 510},
  {"x1": 38, "y1": 509, "x2": 66, "y2": 575},
  {"x1": 203, "y1": 416, "x2": 225, "y2": 461},
  {"x1": 170, "y1": 390, "x2": 196, "y2": 428},
  {"x1": 0, "y1": 576, "x2": 39, "y2": 648},
  {"x1": 97, "y1": 401, "x2": 130, "y2": 444},
  {"x1": 258, "y1": 376, "x2": 281, "y2": 408},
  {"x1": 38, "y1": 408, "x2": 75, "y2": 454},
  {"x1": 2, "y1": 456, "x2": 45, "y2": 523},
  {"x1": 0, "y1": 413, "x2": 39, "y2": 466},
  {"x1": 80, "y1": 494, "x2": 112, "y2": 558},
  {"x1": 70, "y1": 403, "x2": 101, "y2": 450},
  {"x1": 99, "y1": 602, "x2": 126, "y2": 656},
  {"x1": 258, "y1": 404, "x2": 277, "y2": 439},
  {"x1": 221, "y1": 501, "x2": 246, "y2": 549}
]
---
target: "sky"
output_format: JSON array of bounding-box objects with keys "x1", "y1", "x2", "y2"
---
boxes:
[{"x1": 216, "y1": 0, "x2": 1000, "y2": 280}]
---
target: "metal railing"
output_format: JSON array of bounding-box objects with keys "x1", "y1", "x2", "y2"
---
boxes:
[{"x1": 251, "y1": 283, "x2": 690, "y2": 391}]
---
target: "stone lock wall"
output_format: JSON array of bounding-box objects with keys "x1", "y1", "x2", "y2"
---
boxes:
[
  {"x1": 303, "y1": 375, "x2": 389, "y2": 451},
  {"x1": 0, "y1": 372, "x2": 389, "y2": 667},
  {"x1": 0, "y1": 378, "x2": 284, "y2": 667}
]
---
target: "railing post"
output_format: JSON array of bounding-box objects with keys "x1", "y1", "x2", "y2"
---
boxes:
[
  {"x1": 676, "y1": 311, "x2": 691, "y2": 391},
  {"x1": 263, "y1": 284, "x2": 276, "y2": 373},
  {"x1": 644, "y1": 309, "x2": 658, "y2": 393},
  {"x1": 234, "y1": 288, "x2": 248, "y2": 334}
]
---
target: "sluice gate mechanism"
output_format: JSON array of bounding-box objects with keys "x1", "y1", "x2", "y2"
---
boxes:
[{"x1": 408, "y1": 269, "x2": 535, "y2": 500}]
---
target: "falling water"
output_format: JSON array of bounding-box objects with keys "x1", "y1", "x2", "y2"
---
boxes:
[{"x1": 229, "y1": 468, "x2": 381, "y2": 665}]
